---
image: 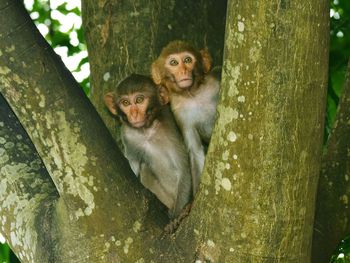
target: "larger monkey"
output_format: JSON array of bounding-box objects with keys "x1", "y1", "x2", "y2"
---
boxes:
[
  {"x1": 151, "y1": 41, "x2": 220, "y2": 195},
  {"x1": 104, "y1": 74, "x2": 192, "y2": 218}
]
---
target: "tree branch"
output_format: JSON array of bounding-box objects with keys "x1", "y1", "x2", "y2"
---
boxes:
[
  {"x1": 313, "y1": 59, "x2": 350, "y2": 263},
  {"x1": 0, "y1": 93, "x2": 58, "y2": 262}
]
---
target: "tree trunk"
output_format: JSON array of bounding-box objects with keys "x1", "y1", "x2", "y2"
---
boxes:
[
  {"x1": 312, "y1": 60, "x2": 350, "y2": 263},
  {"x1": 0, "y1": 0, "x2": 330, "y2": 262},
  {"x1": 185, "y1": 0, "x2": 328, "y2": 262}
]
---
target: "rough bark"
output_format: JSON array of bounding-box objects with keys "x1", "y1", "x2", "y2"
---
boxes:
[
  {"x1": 0, "y1": 93, "x2": 58, "y2": 262},
  {"x1": 82, "y1": 0, "x2": 227, "y2": 143},
  {"x1": 178, "y1": 1, "x2": 328, "y2": 262},
  {"x1": 312, "y1": 60, "x2": 350, "y2": 262}
]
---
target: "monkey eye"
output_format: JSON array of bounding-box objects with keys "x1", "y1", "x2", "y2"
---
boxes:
[
  {"x1": 169, "y1": 59, "x2": 179, "y2": 66},
  {"x1": 135, "y1": 96, "x2": 144, "y2": 104},
  {"x1": 183, "y1": 56, "x2": 192, "y2": 64},
  {"x1": 121, "y1": 100, "x2": 130, "y2": 107}
]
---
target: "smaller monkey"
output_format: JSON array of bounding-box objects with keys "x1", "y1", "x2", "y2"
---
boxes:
[
  {"x1": 151, "y1": 41, "x2": 220, "y2": 195},
  {"x1": 104, "y1": 74, "x2": 192, "y2": 218}
]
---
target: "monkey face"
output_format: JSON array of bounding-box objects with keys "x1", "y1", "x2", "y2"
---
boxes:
[
  {"x1": 165, "y1": 52, "x2": 196, "y2": 89},
  {"x1": 118, "y1": 93, "x2": 150, "y2": 128}
]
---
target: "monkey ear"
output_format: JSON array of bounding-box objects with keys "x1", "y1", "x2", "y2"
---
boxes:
[
  {"x1": 104, "y1": 92, "x2": 118, "y2": 115},
  {"x1": 158, "y1": 86, "x2": 170, "y2": 105},
  {"x1": 200, "y1": 48, "x2": 212, "y2": 74},
  {"x1": 151, "y1": 62, "x2": 162, "y2": 85}
]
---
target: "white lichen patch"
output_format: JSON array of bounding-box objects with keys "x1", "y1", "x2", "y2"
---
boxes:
[
  {"x1": 227, "y1": 132, "x2": 237, "y2": 142},
  {"x1": 45, "y1": 111, "x2": 96, "y2": 219},
  {"x1": 0, "y1": 159, "x2": 51, "y2": 262},
  {"x1": 103, "y1": 72, "x2": 111, "y2": 82},
  {"x1": 5, "y1": 45, "x2": 15, "y2": 53},
  {"x1": 133, "y1": 221, "x2": 141, "y2": 233},
  {"x1": 104, "y1": 242, "x2": 111, "y2": 249},
  {"x1": 214, "y1": 162, "x2": 225, "y2": 194},
  {"x1": 214, "y1": 163, "x2": 234, "y2": 194},
  {"x1": 4, "y1": 142, "x2": 15, "y2": 150},
  {"x1": 238, "y1": 96, "x2": 245, "y2": 103},
  {"x1": 232, "y1": 110, "x2": 239, "y2": 119},
  {"x1": 74, "y1": 208, "x2": 84, "y2": 219},
  {"x1": 222, "y1": 151, "x2": 229, "y2": 161},
  {"x1": 227, "y1": 16, "x2": 245, "y2": 45},
  {"x1": 249, "y1": 43, "x2": 262, "y2": 63},
  {"x1": 207, "y1": 239, "x2": 215, "y2": 247},
  {"x1": 236, "y1": 31, "x2": 244, "y2": 44},
  {"x1": 130, "y1": 11, "x2": 140, "y2": 17},
  {"x1": 216, "y1": 106, "x2": 239, "y2": 135},
  {"x1": 238, "y1": 21, "x2": 245, "y2": 32},
  {"x1": 221, "y1": 178, "x2": 232, "y2": 191},
  {"x1": 224, "y1": 61, "x2": 241, "y2": 97},
  {"x1": 123, "y1": 237, "x2": 133, "y2": 254},
  {"x1": 12, "y1": 73, "x2": 28, "y2": 88},
  {"x1": 33, "y1": 88, "x2": 46, "y2": 108},
  {"x1": 0, "y1": 66, "x2": 11, "y2": 75}
]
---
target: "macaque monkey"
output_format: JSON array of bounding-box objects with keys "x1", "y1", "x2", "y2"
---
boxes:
[
  {"x1": 104, "y1": 74, "x2": 192, "y2": 218},
  {"x1": 151, "y1": 40, "x2": 220, "y2": 195}
]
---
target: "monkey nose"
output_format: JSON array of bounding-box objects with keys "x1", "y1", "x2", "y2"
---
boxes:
[
  {"x1": 130, "y1": 107, "x2": 138, "y2": 117},
  {"x1": 179, "y1": 68, "x2": 187, "y2": 75}
]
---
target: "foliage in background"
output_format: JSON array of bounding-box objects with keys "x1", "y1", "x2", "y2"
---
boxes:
[
  {"x1": 0, "y1": 0, "x2": 349, "y2": 262},
  {"x1": 0, "y1": 243, "x2": 20, "y2": 263},
  {"x1": 326, "y1": 0, "x2": 350, "y2": 136},
  {"x1": 322, "y1": 1, "x2": 350, "y2": 261},
  {"x1": 332, "y1": 235, "x2": 350, "y2": 263},
  {"x1": 23, "y1": 0, "x2": 90, "y2": 94}
]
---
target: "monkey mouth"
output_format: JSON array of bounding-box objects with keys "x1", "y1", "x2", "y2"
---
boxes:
[
  {"x1": 177, "y1": 78, "x2": 193, "y2": 88},
  {"x1": 131, "y1": 121, "x2": 146, "y2": 128}
]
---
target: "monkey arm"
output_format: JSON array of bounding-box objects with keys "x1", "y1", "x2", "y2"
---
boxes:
[
  {"x1": 182, "y1": 127, "x2": 206, "y2": 195},
  {"x1": 128, "y1": 157, "x2": 142, "y2": 177},
  {"x1": 172, "y1": 167, "x2": 192, "y2": 217},
  {"x1": 139, "y1": 163, "x2": 174, "y2": 211},
  {"x1": 121, "y1": 133, "x2": 142, "y2": 177}
]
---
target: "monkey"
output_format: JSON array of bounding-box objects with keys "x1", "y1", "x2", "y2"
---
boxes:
[
  {"x1": 104, "y1": 73, "x2": 192, "y2": 218},
  {"x1": 151, "y1": 40, "x2": 220, "y2": 195}
]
